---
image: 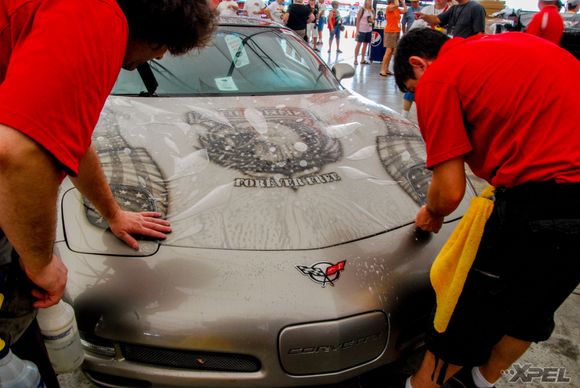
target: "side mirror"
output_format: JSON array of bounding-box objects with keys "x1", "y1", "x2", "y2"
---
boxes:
[{"x1": 331, "y1": 63, "x2": 355, "y2": 81}]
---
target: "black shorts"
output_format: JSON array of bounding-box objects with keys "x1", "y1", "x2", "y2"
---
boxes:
[
  {"x1": 427, "y1": 181, "x2": 580, "y2": 366},
  {"x1": 356, "y1": 31, "x2": 372, "y2": 43}
]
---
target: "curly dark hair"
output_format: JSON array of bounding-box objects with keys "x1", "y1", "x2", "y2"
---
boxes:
[
  {"x1": 393, "y1": 28, "x2": 449, "y2": 92},
  {"x1": 116, "y1": 0, "x2": 218, "y2": 55}
]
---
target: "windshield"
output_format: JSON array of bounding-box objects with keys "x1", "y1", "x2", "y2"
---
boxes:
[{"x1": 113, "y1": 25, "x2": 339, "y2": 97}]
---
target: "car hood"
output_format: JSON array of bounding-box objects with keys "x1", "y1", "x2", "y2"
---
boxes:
[{"x1": 68, "y1": 90, "x2": 471, "y2": 251}]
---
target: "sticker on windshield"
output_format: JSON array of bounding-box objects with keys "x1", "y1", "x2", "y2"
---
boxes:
[
  {"x1": 214, "y1": 77, "x2": 239, "y2": 91},
  {"x1": 224, "y1": 34, "x2": 250, "y2": 68}
]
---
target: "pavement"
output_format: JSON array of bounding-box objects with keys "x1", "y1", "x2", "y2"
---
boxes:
[{"x1": 58, "y1": 25, "x2": 579, "y2": 388}]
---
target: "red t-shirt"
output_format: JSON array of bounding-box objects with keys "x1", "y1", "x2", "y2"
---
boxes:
[
  {"x1": 526, "y1": 5, "x2": 564, "y2": 45},
  {"x1": 0, "y1": 0, "x2": 128, "y2": 176},
  {"x1": 416, "y1": 33, "x2": 580, "y2": 188}
]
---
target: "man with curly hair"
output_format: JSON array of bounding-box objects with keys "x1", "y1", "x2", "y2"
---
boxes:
[{"x1": 0, "y1": 0, "x2": 216, "y2": 384}]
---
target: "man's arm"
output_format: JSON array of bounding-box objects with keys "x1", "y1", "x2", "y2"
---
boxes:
[
  {"x1": 415, "y1": 157, "x2": 466, "y2": 233},
  {"x1": 401, "y1": 1, "x2": 408, "y2": 13},
  {"x1": 0, "y1": 124, "x2": 67, "y2": 308},
  {"x1": 418, "y1": 4, "x2": 451, "y2": 27},
  {"x1": 416, "y1": 11, "x2": 441, "y2": 26},
  {"x1": 263, "y1": 6, "x2": 272, "y2": 19},
  {"x1": 387, "y1": 0, "x2": 399, "y2": 11},
  {"x1": 472, "y1": 4, "x2": 486, "y2": 34},
  {"x1": 70, "y1": 146, "x2": 171, "y2": 250}
]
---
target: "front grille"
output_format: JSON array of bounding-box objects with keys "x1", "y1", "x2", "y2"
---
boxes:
[{"x1": 120, "y1": 343, "x2": 261, "y2": 372}]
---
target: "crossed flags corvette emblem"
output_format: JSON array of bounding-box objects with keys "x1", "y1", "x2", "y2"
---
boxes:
[{"x1": 296, "y1": 261, "x2": 346, "y2": 287}]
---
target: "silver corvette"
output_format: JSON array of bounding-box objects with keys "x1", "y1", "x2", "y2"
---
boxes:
[{"x1": 55, "y1": 18, "x2": 474, "y2": 387}]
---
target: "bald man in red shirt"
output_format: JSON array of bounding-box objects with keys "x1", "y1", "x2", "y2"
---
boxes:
[
  {"x1": 526, "y1": 0, "x2": 564, "y2": 44},
  {"x1": 393, "y1": 29, "x2": 579, "y2": 388}
]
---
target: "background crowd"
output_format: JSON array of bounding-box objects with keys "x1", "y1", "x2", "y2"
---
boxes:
[{"x1": 213, "y1": 0, "x2": 576, "y2": 120}]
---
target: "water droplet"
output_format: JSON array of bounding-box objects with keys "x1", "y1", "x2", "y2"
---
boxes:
[
  {"x1": 294, "y1": 142, "x2": 308, "y2": 152},
  {"x1": 269, "y1": 147, "x2": 277, "y2": 153},
  {"x1": 299, "y1": 160, "x2": 307, "y2": 167},
  {"x1": 123, "y1": 148, "x2": 132, "y2": 155}
]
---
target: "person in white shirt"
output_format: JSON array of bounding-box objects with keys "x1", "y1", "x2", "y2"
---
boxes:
[
  {"x1": 409, "y1": 0, "x2": 450, "y2": 31},
  {"x1": 244, "y1": 0, "x2": 266, "y2": 18},
  {"x1": 353, "y1": 0, "x2": 375, "y2": 64},
  {"x1": 267, "y1": 0, "x2": 286, "y2": 24},
  {"x1": 306, "y1": 0, "x2": 318, "y2": 45},
  {"x1": 217, "y1": 0, "x2": 239, "y2": 17}
]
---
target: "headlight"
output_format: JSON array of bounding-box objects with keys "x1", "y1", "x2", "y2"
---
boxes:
[{"x1": 61, "y1": 188, "x2": 159, "y2": 257}]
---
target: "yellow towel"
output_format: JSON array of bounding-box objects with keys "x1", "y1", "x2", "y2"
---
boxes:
[{"x1": 430, "y1": 186, "x2": 495, "y2": 333}]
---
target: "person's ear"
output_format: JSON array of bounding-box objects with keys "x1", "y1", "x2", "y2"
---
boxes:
[{"x1": 408, "y1": 56, "x2": 429, "y2": 72}]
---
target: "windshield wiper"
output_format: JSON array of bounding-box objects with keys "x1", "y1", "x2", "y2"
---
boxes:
[
  {"x1": 226, "y1": 30, "x2": 273, "y2": 78},
  {"x1": 137, "y1": 62, "x2": 158, "y2": 96}
]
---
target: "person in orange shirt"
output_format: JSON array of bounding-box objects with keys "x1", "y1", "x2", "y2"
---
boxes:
[{"x1": 380, "y1": 0, "x2": 407, "y2": 76}]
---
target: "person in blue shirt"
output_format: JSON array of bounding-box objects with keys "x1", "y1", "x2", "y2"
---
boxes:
[{"x1": 401, "y1": 0, "x2": 421, "y2": 33}]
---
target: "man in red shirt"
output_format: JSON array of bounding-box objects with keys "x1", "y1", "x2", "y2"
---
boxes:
[
  {"x1": 0, "y1": 0, "x2": 216, "y2": 383},
  {"x1": 526, "y1": 0, "x2": 564, "y2": 44},
  {"x1": 393, "y1": 29, "x2": 579, "y2": 388}
]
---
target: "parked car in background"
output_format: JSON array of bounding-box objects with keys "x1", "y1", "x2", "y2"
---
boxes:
[{"x1": 55, "y1": 16, "x2": 474, "y2": 387}]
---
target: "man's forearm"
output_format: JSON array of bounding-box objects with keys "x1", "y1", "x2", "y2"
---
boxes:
[
  {"x1": 426, "y1": 157, "x2": 466, "y2": 217},
  {"x1": 70, "y1": 145, "x2": 121, "y2": 221},
  {"x1": 422, "y1": 14, "x2": 441, "y2": 26},
  {"x1": 0, "y1": 125, "x2": 61, "y2": 272}
]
